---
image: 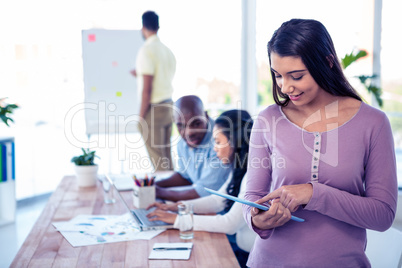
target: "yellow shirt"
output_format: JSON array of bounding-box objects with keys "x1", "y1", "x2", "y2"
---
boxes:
[{"x1": 136, "y1": 35, "x2": 176, "y2": 104}]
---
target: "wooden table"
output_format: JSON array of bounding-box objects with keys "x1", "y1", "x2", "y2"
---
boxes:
[{"x1": 11, "y1": 176, "x2": 240, "y2": 268}]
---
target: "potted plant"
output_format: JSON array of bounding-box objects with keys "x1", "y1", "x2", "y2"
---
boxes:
[
  {"x1": 71, "y1": 148, "x2": 100, "y2": 187},
  {"x1": 0, "y1": 97, "x2": 19, "y2": 127}
]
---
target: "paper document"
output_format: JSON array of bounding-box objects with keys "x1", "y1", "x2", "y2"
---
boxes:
[
  {"x1": 52, "y1": 213, "x2": 165, "y2": 247},
  {"x1": 149, "y1": 243, "x2": 193, "y2": 260}
]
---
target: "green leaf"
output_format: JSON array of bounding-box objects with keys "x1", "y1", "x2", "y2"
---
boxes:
[
  {"x1": 342, "y1": 50, "x2": 368, "y2": 69},
  {"x1": 367, "y1": 85, "x2": 383, "y2": 107},
  {"x1": 357, "y1": 75, "x2": 370, "y2": 86},
  {"x1": 71, "y1": 148, "x2": 100, "y2": 165},
  {"x1": 7, "y1": 104, "x2": 19, "y2": 109},
  {"x1": 355, "y1": 50, "x2": 367, "y2": 60},
  {"x1": 0, "y1": 101, "x2": 19, "y2": 126},
  {"x1": 0, "y1": 114, "x2": 10, "y2": 126}
]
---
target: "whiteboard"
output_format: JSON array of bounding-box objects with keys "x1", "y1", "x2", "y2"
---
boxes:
[{"x1": 81, "y1": 29, "x2": 144, "y2": 135}]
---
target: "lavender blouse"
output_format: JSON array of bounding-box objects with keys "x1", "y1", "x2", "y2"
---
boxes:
[{"x1": 243, "y1": 102, "x2": 398, "y2": 268}]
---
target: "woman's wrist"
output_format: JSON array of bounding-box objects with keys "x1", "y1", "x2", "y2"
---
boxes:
[{"x1": 170, "y1": 201, "x2": 182, "y2": 212}]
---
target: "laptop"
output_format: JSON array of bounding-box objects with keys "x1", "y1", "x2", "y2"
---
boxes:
[{"x1": 104, "y1": 174, "x2": 174, "y2": 231}]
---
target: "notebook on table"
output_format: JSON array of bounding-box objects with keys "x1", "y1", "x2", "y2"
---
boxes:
[
  {"x1": 106, "y1": 173, "x2": 135, "y2": 191},
  {"x1": 105, "y1": 174, "x2": 174, "y2": 231}
]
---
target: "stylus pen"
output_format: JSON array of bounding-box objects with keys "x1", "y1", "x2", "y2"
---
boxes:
[{"x1": 153, "y1": 247, "x2": 191, "y2": 251}]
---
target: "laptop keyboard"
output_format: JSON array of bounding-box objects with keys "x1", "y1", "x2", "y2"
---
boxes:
[{"x1": 133, "y1": 208, "x2": 170, "y2": 227}]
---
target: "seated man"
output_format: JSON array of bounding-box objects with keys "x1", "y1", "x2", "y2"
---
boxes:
[{"x1": 155, "y1": 95, "x2": 231, "y2": 201}]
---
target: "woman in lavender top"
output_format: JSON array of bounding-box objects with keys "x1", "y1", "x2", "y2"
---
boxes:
[{"x1": 243, "y1": 19, "x2": 398, "y2": 268}]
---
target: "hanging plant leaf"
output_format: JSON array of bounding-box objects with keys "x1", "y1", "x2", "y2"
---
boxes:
[
  {"x1": 342, "y1": 50, "x2": 368, "y2": 69},
  {"x1": 367, "y1": 85, "x2": 383, "y2": 107},
  {"x1": 342, "y1": 50, "x2": 383, "y2": 108}
]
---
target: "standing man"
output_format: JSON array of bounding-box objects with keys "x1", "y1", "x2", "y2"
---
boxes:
[{"x1": 131, "y1": 10, "x2": 176, "y2": 171}]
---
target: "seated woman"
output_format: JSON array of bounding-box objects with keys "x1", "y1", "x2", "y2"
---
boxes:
[{"x1": 147, "y1": 109, "x2": 256, "y2": 267}]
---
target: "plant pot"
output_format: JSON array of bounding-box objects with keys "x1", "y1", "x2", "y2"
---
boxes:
[{"x1": 74, "y1": 165, "x2": 98, "y2": 187}]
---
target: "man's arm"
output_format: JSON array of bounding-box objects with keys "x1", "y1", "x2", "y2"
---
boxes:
[
  {"x1": 156, "y1": 172, "x2": 192, "y2": 187},
  {"x1": 156, "y1": 185, "x2": 200, "y2": 201},
  {"x1": 155, "y1": 172, "x2": 199, "y2": 201},
  {"x1": 139, "y1": 74, "x2": 153, "y2": 118}
]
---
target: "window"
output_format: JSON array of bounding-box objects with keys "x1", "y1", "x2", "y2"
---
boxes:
[
  {"x1": 0, "y1": 0, "x2": 241, "y2": 199},
  {"x1": 382, "y1": 0, "x2": 402, "y2": 187}
]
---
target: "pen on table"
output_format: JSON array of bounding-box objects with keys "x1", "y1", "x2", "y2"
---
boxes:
[{"x1": 153, "y1": 247, "x2": 191, "y2": 251}]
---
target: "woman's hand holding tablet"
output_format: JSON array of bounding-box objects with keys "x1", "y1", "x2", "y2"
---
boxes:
[{"x1": 204, "y1": 188, "x2": 304, "y2": 222}]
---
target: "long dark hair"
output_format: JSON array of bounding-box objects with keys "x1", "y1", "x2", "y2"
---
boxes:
[
  {"x1": 267, "y1": 19, "x2": 362, "y2": 106},
  {"x1": 215, "y1": 109, "x2": 253, "y2": 212}
]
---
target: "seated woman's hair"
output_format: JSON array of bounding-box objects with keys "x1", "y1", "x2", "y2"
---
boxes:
[{"x1": 215, "y1": 109, "x2": 253, "y2": 211}]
